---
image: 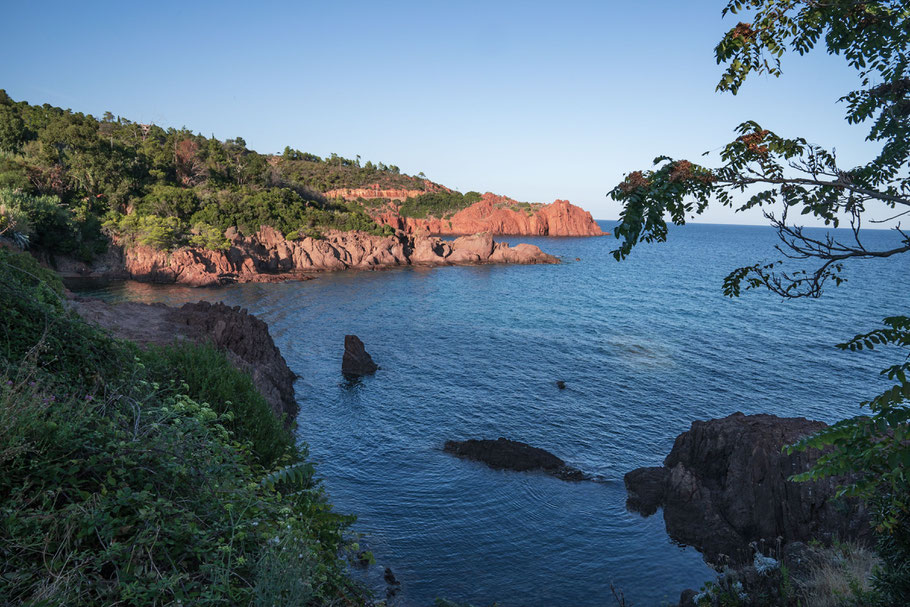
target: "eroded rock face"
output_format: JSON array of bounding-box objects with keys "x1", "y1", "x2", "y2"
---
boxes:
[
  {"x1": 342, "y1": 335, "x2": 378, "y2": 376},
  {"x1": 71, "y1": 299, "x2": 298, "y2": 426},
  {"x1": 624, "y1": 412, "x2": 871, "y2": 565},
  {"x1": 444, "y1": 437, "x2": 585, "y2": 481},
  {"x1": 376, "y1": 193, "x2": 606, "y2": 237},
  {"x1": 324, "y1": 186, "x2": 447, "y2": 202},
  {"x1": 56, "y1": 227, "x2": 557, "y2": 287}
]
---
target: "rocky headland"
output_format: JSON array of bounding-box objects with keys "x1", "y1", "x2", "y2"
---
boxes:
[
  {"x1": 444, "y1": 437, "x2": 586, "y2": 481},
  {"x1": 374, "y1": 193, "x2": 606, "y2": 237},
  {"x1": 71, "y1": 298, "x2": 298, "y2": 425},
  {"x1": 624, "y1": 412, "x2": 871, "y2": 566},
  {"x1": 53, "y1": 227, "x2": 558, "y2": 287}
]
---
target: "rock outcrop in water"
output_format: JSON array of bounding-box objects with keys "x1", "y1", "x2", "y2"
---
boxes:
[
  {"x1": 444, "y1": 437, "x2": 585, "y2": 481},
  {"x1": 375, "y1": 193, "x2": 606, "y2": 237},
  {"x1": 71, "y1": 298, "x2": 298, "y2": 425},
  {"x1": 342, "y1": 335, "x2": 379, "y2": 376},
  {"x1": 53, "y1": 227, "x2": 557, "y2": 287},
  {"x1": 624, "y1": 412, "x2": 871, "y2": 565}
]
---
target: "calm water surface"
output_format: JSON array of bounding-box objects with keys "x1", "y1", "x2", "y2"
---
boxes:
[{"x1": 74, "y1": 223, "x2": 909, "y2": 606}]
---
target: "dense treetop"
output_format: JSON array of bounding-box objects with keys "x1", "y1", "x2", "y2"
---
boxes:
[{"x1": 0, "y1": 91, "x2": 461, "y2": 257}]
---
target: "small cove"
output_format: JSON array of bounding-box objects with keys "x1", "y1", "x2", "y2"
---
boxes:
[{"x1": 72, "y1": 222, "x2": 909, "y2": 606}]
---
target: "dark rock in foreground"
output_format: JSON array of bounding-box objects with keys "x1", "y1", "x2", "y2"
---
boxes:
[
  {"x1": 72, "y1": 299, "x2": 298, "y2": 426},
  {"x1": 624, "y1": 412, "x2": 871, "y2": 565},
  {"x1": 444, "y1": 437, "x2": 585, "y2": 481},
  {"x1": 342, "y1": 335, "x2": 378, "y2": 376}
]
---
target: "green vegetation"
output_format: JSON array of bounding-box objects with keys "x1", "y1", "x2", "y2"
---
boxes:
[
  {"x1": 0, "y1": 248, "x2": 361, "y2": 605},
  {"x1": 608, "y1": 1, "x2": 910, "y2": 604},
  {"x1": 398, "y1": 190, "x2": 483, "y2": 219},
  {"x1": 0, "y1": 91, "x2": 418, "y2": 256},
  {"x1": 279, "y1": 147, "x2": 425, "y2": 192}
]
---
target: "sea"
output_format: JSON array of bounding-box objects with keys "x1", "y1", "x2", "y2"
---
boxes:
[{"x1": 71, "y1": 222, "x2": 909, "y2": 606}]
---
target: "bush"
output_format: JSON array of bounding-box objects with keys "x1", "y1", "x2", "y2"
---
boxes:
[
  {"x1": 0, "y1": 188, "x2": 106, "y2": 260},
  {"x1": 140, "y1": 343, "x2": 293, "y2": 468},
  {"x1": 0, "y1": 249, "x2": 361, "y2": 605},
  {"x1": 398, "y1": 190, "x2": 482, "y2": 218}
]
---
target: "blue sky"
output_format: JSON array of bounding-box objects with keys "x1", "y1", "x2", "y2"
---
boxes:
[{"x1": 1, "y1": 0, "x2": 882, "y2": 223}]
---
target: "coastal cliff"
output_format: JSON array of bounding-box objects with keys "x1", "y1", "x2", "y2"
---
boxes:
[
  {"x1": 324, "y1": 185, "x2": 448, "y2": 201},
  {"x1": 72, "y1": 299, "x2": 299, "y2": 425},
  {"x1": 624, "y1": 412, "x2": 870, "y2": 565},
  {"x1": 54, "y1": 227, "x2": 558, "y2": 287},
  {"x1": 373, "y1": 193, "x2": 606, "y2": 237}
]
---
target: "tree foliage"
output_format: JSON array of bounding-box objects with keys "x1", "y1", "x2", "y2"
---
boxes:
[
  {"x1": 611, "y1": 0, "x2": 910, "y2": 299},
  {"x1": 608, "y1": 2, "x2": 910, "y2": 601},
  {"x1": 0, "y1": 92, "x2": 425, "y2": 255},
  {"x1": 398, "y1": 190, "x2": 483, "y2": 218}
]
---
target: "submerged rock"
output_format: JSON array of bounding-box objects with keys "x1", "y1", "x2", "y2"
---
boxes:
[
  {"x1": 342, "y1": 335, "x2": 378, "y2": 376},
  {"x1": 444, "y1": 437, "x2": 585, "y2": 481},
  {"x1": 624, "y1": 412, "x2": 871, "y2": 565}
]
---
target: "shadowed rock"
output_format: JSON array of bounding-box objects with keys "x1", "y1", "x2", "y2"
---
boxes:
[
  {"x1": 444, "y1": 437, "x2": 585, "y2": 481},
  {"x1": 71, "y1": 299, "x2": 298, "y2": 426},
  {"x1": 624, "y1": 412, "x2": 871, "y2": 565},
  {"x1": 342, "y1": 335, "x2": 378, "y2": 376}
]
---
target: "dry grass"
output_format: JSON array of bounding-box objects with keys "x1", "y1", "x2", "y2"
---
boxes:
[{"x1": 795, "y1": 541, "x2": 879, "y2": 607}]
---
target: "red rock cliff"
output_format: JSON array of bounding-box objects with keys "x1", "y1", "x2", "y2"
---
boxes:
[
  {"x1": 324, "y1": 181, "x2": 450, "y2": 202},
  {"x1": 56, "y1": 227, "x2": 558, "y2": 287},
  {"x1": 376, "y1": 193, "x2": 606, "y2": 237}
]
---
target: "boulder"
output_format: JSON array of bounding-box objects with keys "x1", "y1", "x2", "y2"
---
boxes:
[
  {"x1": 624, "y1": 466, "x2": 669, "y2": 516},
  {"x1": 444, "y1": 437, "x2": 585, "y2": 481},
  {"x1": 342, "y1": 335, "x2": 378, "y2": 376},
  {"x1": 624, "y1": 412, "x2": 871, "y2": 565}
]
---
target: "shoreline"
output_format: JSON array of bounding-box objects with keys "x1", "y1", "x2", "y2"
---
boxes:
[{"x1": 50, "y1": 228, "x2": 560, "y2": 288}]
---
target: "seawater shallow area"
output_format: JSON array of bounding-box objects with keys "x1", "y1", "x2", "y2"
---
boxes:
[{"x1": 73, "y1": 223, "x2": 909, "y2": 606}]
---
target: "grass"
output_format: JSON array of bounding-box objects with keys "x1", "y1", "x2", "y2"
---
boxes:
[{"x1": 796, "y1": 541, "x2": 880, "y2": 607}]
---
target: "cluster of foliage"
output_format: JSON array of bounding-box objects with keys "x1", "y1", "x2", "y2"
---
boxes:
[
  {"x1": 493, "y1": 200, "x2": 542, "y2": 216},
  {"x1": 0, "y1": 92, "x2": 417, "y2": 255},
  {"x1": 398, "y1": 190, "x2": 483, "y2": 219},
  {"x1": 278, "y1": 146, "x2": 431, "y2": 193},
  {"x1": 0, "y1": 187, "x2": 107, "y2": 260},
  {"x1": 0, "y1": 248, "x2": 363, "y2": 605},
  {"x1": 609, "y1": 1, "x2": 909, "y2": 603}
]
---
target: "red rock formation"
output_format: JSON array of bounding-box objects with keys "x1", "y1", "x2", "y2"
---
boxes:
[
  {"x1": 375, "y1": 193, "x2": 606, "y2": 237},
  {"x1": 57, "y1": 227, "x2": 558, "y2": 287},
  {"x1": 324, "y1": 180, "x2": 449, "y2": 202}
]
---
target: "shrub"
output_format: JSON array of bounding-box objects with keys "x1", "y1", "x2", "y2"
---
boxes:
[
  {"x1": 140, "y1": 343, "x2": 293, "y2": 468},
  {"x1": 398, "y1": 190, "x2": 482, "y2": 218},
  {"x1": 0, "y1": 188, "x2": 106, "y2": 260},
  {"x1": 0, "y1": 249, "x2": 361, "y2": 605}
]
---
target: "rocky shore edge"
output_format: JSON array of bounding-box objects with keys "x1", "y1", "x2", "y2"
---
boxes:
[
  {"x1": 52, "y1": 227, "x2": 559, "y2": 287},
  {"x1": 71, "y1": 298, "x2": 299, "y2": 426},
  {"x1": 67, "y1": 295, "x2": 879, "y2": 605},
  {"x1": 624, "y1": 412, "x2": 874, "y2": 605}
]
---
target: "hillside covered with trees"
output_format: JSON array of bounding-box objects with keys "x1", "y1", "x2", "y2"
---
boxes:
[{"x1": 0, "y1": 91, "x2": 460, "y2": 259}]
